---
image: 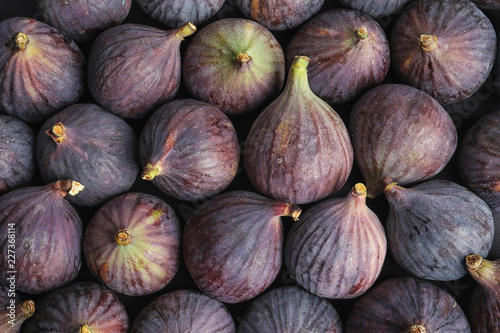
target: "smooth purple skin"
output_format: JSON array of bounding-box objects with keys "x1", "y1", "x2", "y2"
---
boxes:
[
  {"x1": 336, "y1": 0, "x2": 412, "y2": 17},
  {"x1": 131, "y1": 289, "x2": 235, "y2": 333}
]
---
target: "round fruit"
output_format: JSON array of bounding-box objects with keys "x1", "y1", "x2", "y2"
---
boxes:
[
  {"x1": 335, "y1": 0, "x2": 413, "y2": 17},
  {"x1": 0, "y1": 284, "x2": 35, "y2": 333}
]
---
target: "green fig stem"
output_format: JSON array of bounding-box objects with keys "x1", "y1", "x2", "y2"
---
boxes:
[
  {"x1": 116, "y1": 229, "x2": 132, "y2": 246},
  {"x1": 284, "y1": 56, "x2": 311, "y2": 95},
  {"x1": 356, "y1": 27, "x2": 369, "y2": 40},
  {"x1": 419, "y1": 34, "x2": 438, "y2": 52},
  {"x1": 175, "y1": 22, "x2": 197, "y2": 40},
  {"x1": 56, "y1": 179, "x2": 85, "y2": 197},
  {"x1": 13, "y1": 32, "x2": 29, "y2": 50},
  {"x1": 236, "y1": 52, "x2": 252, "y2": 63},
  {"x1": 353, "y1": 183, "x2": 367, "y2": 197},
  {"x1": 141, "y1": 163, "x2": 162, "y2": 181},
  {"x1": 284, "y1": 203, "x2": 301, "y2": 221},
  {"x1": 409, "y1": 325, "x2": 427, "y2": 333},
  {"x1": 80, "y1": 324, "x2": 93, "y2": 333},
  {"x1": 46, "y1": 122, "x2": 66, "y2": 143},
  {"x1": 465, "y1": 254, "x2": 483, "y2": 271}
]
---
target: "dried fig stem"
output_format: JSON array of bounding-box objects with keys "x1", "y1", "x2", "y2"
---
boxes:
[
  {"x1": 46, "y1": 122, "x2": 66, "y2": 143},
  {"x1": 56, "y1": 179, "x2": 85, "y2": 197},
  {"x1": 116, "y1": 229, "x2": 132, "y2": 246},
  {"x1": 20, "y1": 300, "x2": 35, "y2": 319},
  {"x1": 356, "y1": 27, "x2": 369, "y2": 40},
  {"x1": 409, "y1": 324, "x2": 427, "y2": 333},
  {"x1": 80, "y1": 324, "x2": 93, "y2": 333},
  {"x1": 175, "y1": 22, "x2": 197, "y2": 40},
  {"x1": 141, "y1": 163, "x2": 162, "y2": 181},
  {"x1": 285, "y1": 203, "x2": 301, "y2": 221},
  {"x1": 465, "y1": 254, "x2": 484, "y2": 271},
  {"x1": 13, "y1": 32, "x2": 29, "y2": 50},
  {"x1": 419, "y1": 34, "x2": 438, "y2": 52}
]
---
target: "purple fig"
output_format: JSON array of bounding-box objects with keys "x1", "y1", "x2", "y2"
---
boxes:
[
  {"x1": 349, "y1": 83, "x2": 457, "y2": 198},
  {"x1": 285, "y1": 8, "x2": 390, "y2": 105},
  {"x1": 139, "y1": 98, "x2": 240, "y2": 201},
  {"x1": 335, "y1": 0, "x2": 413, "y2": 17},
  {"x1": 470, "y1": 0, "x2": 500, "y2": 10},
  {"x1": 183, "y1": 190, "x2": 301, "y2": 303},
  {"x1": 182, "y1": 18, "x2": 286, "y2": 114},
  {"x1": 87, "y1": 22, "x2": 197, "y2": 119},
  {"x1": 0, "y1": 17, "x2": 85, "y2": 123},
  {"x1": 130, "y1": 289, "x2": 236, "y2": 333},
  {"x1": 0, "y1": 284, "x2": 34, "y2": 333},
  {"x1": 0, "y1": 179, "x2": 84, "y2": 294},
  {"x1": 390, "y1": 0, "x2": 497, "y2": 104}
]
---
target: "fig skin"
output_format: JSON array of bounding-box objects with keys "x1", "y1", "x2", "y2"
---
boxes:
[
  {"x1": 238, "y1": 285, "x2": 343, "y2": 333},
  {"x1": 130, "y1": 289, "x2": 236, "y2": 333},
  {"x1": 471, "y1": 0, "x2": 500, "y2": 10},
  {"x1": 344, "y1": 276, "x2": 472, "y2": 332},
  {"x1": 38, "y1": 0, "x2": 132, "y2": 43},
  {"x1": 244, "y1": 56, "x2": 353, "y2": 204},
  {"x1": 21, "y1": 281, "x2": 129, "y2": 333},
  {"x1": 0, "y1": 114, "x2": 35, "y2": 195},
  {"x1": 284, "y1": 183, "x2": 387, "y2": 299},
  {"x1": 384, "y1": 179, "x2": 494, "y2": 281},
  {"x1": 335, "y1": 0, "x2": 412, "y2": 17},
  {"x1": 183, "y1": 190, "x2": 301, "y2": 303},
  {"x1": 0, "y1": 17, "x2": 86, "y2": 123},
  {"x1": 349, "y1": 83, "x2": 457, "y2": 198},
  {"x1": 87, "y1": 22, "x2": 197, "y2": 119},
  {"x1": 182, "y1": 18, "x2": 286, "y2": 114},
  {"x1": 35, "y1": 103, "x2": 140, "y2": 207},
  {"x1": 139, "y1": 98, "x2": 240, "y2": 201},
  {"x1": 0, "y1": 284, "x2": 35, "y2": 333},
  {"x1": 285, "y1": 8, "x2": 390, "y2": 105},
  {"x1": 0, "y1": 179, "x2": 84, "y2": 294},
  {"x1": 390, "y1": 0, "x2": 497, "y2": 105}
]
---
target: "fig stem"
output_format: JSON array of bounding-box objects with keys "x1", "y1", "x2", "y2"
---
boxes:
[
  {"x1": 46, "y1": 122, "x2": 66, "y2": 143},
  {"x1": 80, "y1": 324, "x2": 93, "y2": 333},
  {"x1": 285, "y1": 203, "x2": 301, "y2": 221},
  {"x1": 356, "y1": 27, "x2": 369, "y2": 40},
  {"x1": 419, "y1": 34, "x2": 438, "y2": 52},
  {"x1": 353, "y1": 183, "x2": 367, "y2": 197},
  {"x1": 141, "y1": 163, "x2": 162, "y2": 181},
  {"x1": 56, "y1": 179, "x2": 85, "y2": 197},
  {"x1": 13, "y1": 32, "x2": 29, "y2": 50},
  {"x1": 175, "y1": 22, "x2": 197, "y2": 40},
  {"x1": 409, "y1": 324, "x2": 427, "y2": 333},
  {"x1": 465, "y1": 254, "x2": 483, "y2": 271},
  {"x1": 236, "y1": 52, "x2": 252, "y2": 63},
  {"x1": 116, "y1": 229, "x2": 132, "y2": 246},
  {"x1": 20, "y1": 299, "x2": 35, "y2": 319}
]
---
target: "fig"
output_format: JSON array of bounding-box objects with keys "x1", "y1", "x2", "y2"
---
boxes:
[
  {"x1": 390, "y1": 0, "x2": 497, "y2": 105},
  {"x1": 284, "y1": 183, "x2": 387, "y2": 299},
  {"x1": 21, "y1": 281, "x2": 129, "y2": 332},
  {"x1": 87, "y1": 22, "x2": 197, "y2": 119},
  {"x1": 349, "y1": 83, "x2": 457, "y2": 198},
  {"x1": 0, "y1": 179, "x2": 84, "y2": 294},
  {"x1": 344, "y1": 276, "x2": 471, "y2": 332},
  {"x1": 244, "y1": 56, "x2": 353, "y2": 204},
  {"x1": 38, "y1": 0, "x2": 132, "y2": 43},
  {"x1": 335, "y1": 0, "x2": 412, "y2": 17},
  {"x1": 0, "y1": 284, "x2": 35, "y2": 333},
  {"x1": 0, "y1": 17, "x2": 85, "y2": 123},
  {"x1": 130, "y1": 289, "x2": 236, "y2": 333},
  {"x1": 470, "y1": 0, "x2": 500, "y2": 10},
  {"x1": 183, "y1": 190, "x2": 301, "y2": 303},
  {"x1": 83, "y1": 192, "x2": 182, "y2": 296},
  {"x1": 384, "y1": 179, "x2": 494, "y2": 281},
  {"x1": 285, "y1": 8, "x2": 390, "y2": 105},
  {"x1": 139, "y1": 98, "x2": 240, "y2": 201},
  {"x1": 465, "y1": 254, "x2": 500, "y2": 333},
  {"x1": 182, "y1": 18, "x2": 286, "y2": 114},
  {"x1": 0, "y1": 114, "x2": 35, "y2": 195},
  {"x1": 236, "y1": 0, "x2": 325, "y2": 31},
  {"x1": 238, "y1": 285, "x2": 343, "y2": 332},
  {"x1": 35, "y1": 103, "x2": 140, "y2": 207}
]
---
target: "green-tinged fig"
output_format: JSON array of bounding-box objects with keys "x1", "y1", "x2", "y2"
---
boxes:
[{"x1": 0, "y1": 284, "x2": 34, "y2": 333}]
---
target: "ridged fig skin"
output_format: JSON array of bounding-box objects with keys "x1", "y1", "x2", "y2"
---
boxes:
[
  {"x1": 384, "y1": 179, "x2": 494, "y2": 281},
  {"x1": 0, "y1": 180, "x2": 83, "y2": 294},
  {"x1": 336, "y1": 0, "x2": 412, "y2": 17},
  {"x1": 139, "y1": 98, "x2": 240, "y2": 201},
  {"x1": 183, "y1": 190, "x2": 301, "y2": 303},
  {"x1": 38, "y1": 0, "x2": 132, "y2": 43},
  {"x1": 236, "y1": 0, "x2": 325, "y2": 31},
  {"x1": 0, "y1": 114, "x2": 35, "y2": 195},
  {"x1": 285, "y1": 8, "x2": 390, "y2": 105},
  {"x1": 244, "y1": 56, "x2": 353, "y2": 205},
  {"x1": 471, "y1": 0, "x2": 500, "y2": 10},
  {"x1": 22, "y1": 282, "x2": 129, "y2": 333},
  {"x1": 130, "y1": 289, "x2": 236, "y2": 333},
  {"x1": 349, "y1": 83, "x2": 457, "y2": 198},
  {"x1": 344, "y1": 277, "x2": 471, "y2": 332},
  {"x1": 87, "y1": 23, "x2": 196, "y2": 119},
  {"x1": 238, "y1": 286, "x2": 343, "y2": 333},
  {"x1": 284, "y1": 183, "x2": 387, "y2": 299},
  {"x1": 36, "y1": 103, "x2": 140, "y2": 207},
  {"x1": 182, "y1": 18, "x2": 286, "y2": 114},
  {"x1": 84, "y1": 192, "x2": 181, "y2": 296},
  {"x1": 0, "y1": 284, "x2": 35, "y2": 333},
  {"x1": 0, "y1": 17, "x2": 85, "y2": 123},
  {"x1": 390, "y1": 0, "x2": 497, "y2": 105}
]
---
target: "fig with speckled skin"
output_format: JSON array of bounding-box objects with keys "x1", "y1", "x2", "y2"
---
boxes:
[
  {"x1": 0, "y1": 284, "x2": 35, "y2": 333},
  {"x1": 336, "y1": 0, "x2": 412, "y2": 17}
]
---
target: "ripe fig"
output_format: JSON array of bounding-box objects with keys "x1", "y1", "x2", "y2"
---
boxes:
[
  {"x1": 0, "y1": 114, "x2": 35, "y2": 195},
  {"x1": 35, "y1": 103, "x2": 140, "y2": 207},
  {"x1": 0, "y1": 179, "x2": 84, "y2": 294},
  {"x1": 384, "y1": 179, "x2": 494, "y2": 281},
  {"x1": 238, "y1": 285, "x2": 343, "y2": 332},
  {"x1": 139, "y1": 98, "x2": 240, "y2": 201},
  {"x1": 244, "y1": 56, "x2": 353, "y2": 204},
  {"x1": 182, "y1": 18, "x2": 285, "y2": 114},
  {"x1": 344, "y1": 276, "x2": 471, "y2": 332},
  {"x1": 87, "y1": 22, "x2": 197, "y2": 119},
  {"x1": 390, "y1": 0, "x2": 497, "y2": 105},
  {"x1": 349, "y1": 83, "x2": 457, "y2": 198},
  {"x1": 22, "y1": 281, "x2": 129, "y2": 333},
  {"x1": 0, "y1": 284, "x2": 35, "y2": 333},
  {"x1": 0, "y1": 17, "x2": 85, "y2": 123},
  {"x1": 183, "y1": 190, "x2": 301, "y2": 303},
  {"x1": 284, "y1": 183, "x2": 387, "y2": 299},
  {"x1": 285, "y1": 8, "x2": 390, "y2": 105},
  {"x1": 84, "y1": 192, "x2": 181, "y2": 296},
  {"x1": 470, "y1": 0, "x2": 500, "y2": 10},
  {"x1": 130, "y1": 289, "x2": 235, "y2": 333},
  {"x1": 335, "y1": 0, "x2": 412, "y2": 17}
]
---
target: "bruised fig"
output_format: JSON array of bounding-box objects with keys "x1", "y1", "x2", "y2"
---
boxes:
[
  {"x1": 384, "y1": 179, "x2": 494, "y2": 281},
  {"x1": 390, "y1": 0, "x2": 497, "y2": 105},
  {"x1": 335, "y1": 0, "x2": 412, "y2": 17},
  {"x1": 244, "y1": 56, "x2": 353, "y2": 204},
  {"x1": 0, "y1": 284, "x2": 35, "y2": 333},
  {"x1": 349, "y1": 83, "x2": 457, "y2": 198},
  {"x1": 0, "y1": 179, "x2": 84, "y2": 294},
  {"x1": 183, "y1": 190, "x2": 301, "y2": 303},
  {"x1": 139, "y1": 99, "x2": 240, "y2": 201}
]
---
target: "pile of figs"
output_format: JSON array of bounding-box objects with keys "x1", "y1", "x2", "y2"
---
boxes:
[{"x1": 2, "y1": 0, "x2": 500, "y2": 331}]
